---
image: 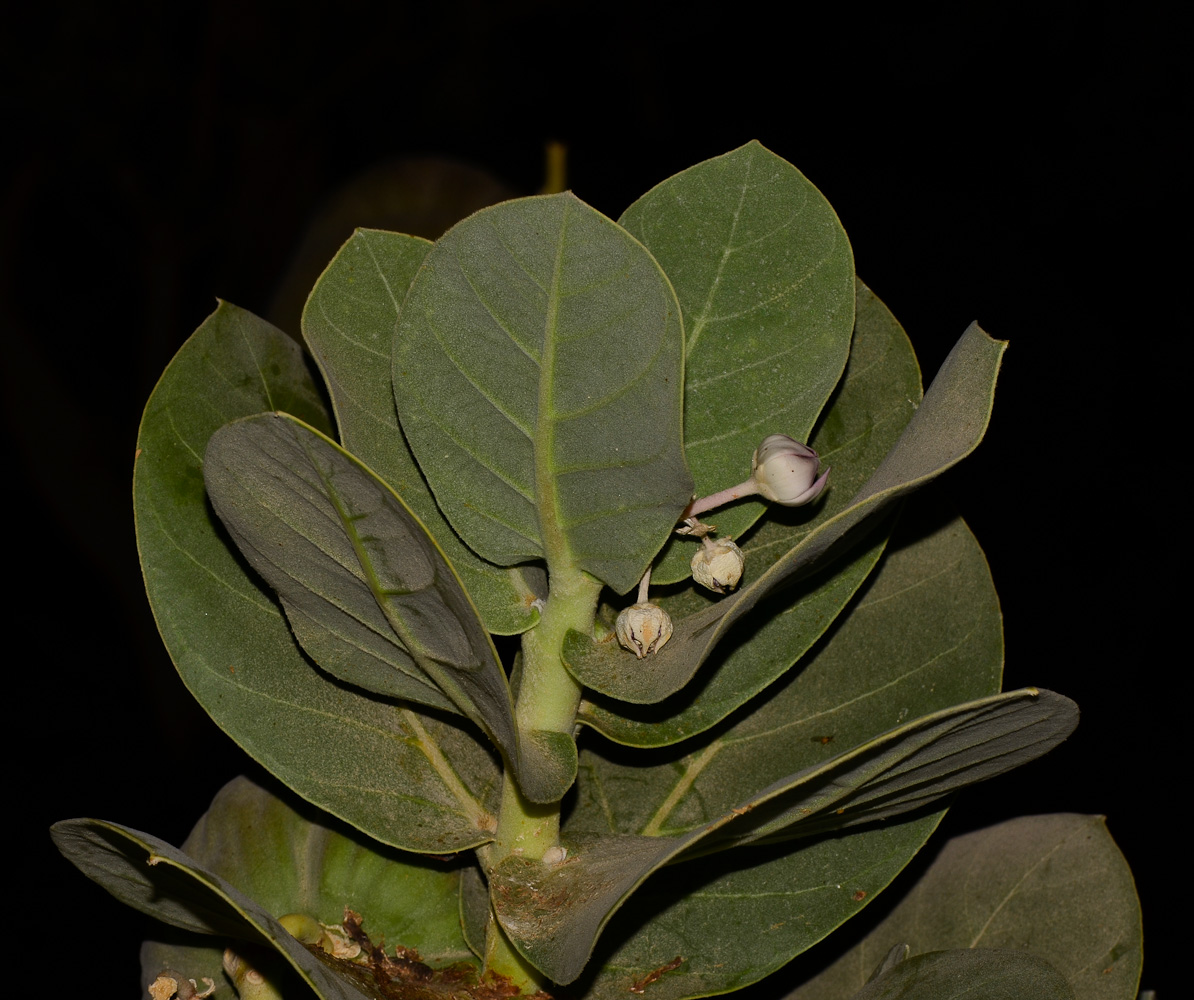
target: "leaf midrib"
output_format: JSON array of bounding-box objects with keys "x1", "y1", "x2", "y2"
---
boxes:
[{"x1": 534, "y1": 201, "x2": 571, "y2": 574}]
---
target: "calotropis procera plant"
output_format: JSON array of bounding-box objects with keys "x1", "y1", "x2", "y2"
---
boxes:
[{"x1": 53, "y1": 142, "x2": 1142, "y2": 1000}]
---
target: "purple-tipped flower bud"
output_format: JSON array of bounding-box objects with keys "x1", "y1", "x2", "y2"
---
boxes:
[
  {"x1": 616, "y1": 602, "x2": 674, "y2": 659},
  {"x1": 751, "y1": 434, "x2": 829, "y2": 506},
  {"x1": 691, "y1": 537, "x2": 745, "y2": 594}
]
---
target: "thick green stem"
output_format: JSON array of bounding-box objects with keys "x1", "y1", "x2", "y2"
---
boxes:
[{"x1": 482, "y1": 566, "x2": 601, "y2": 987}]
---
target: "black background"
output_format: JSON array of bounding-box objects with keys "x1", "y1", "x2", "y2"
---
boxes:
[{"x1": 8, "y1": 1, "x2": 1178, "y2": 994}]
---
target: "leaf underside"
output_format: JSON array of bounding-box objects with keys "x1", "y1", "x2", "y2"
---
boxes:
[
  {"x1": 303, "y1": 227, "x2": 542, "y2": 635},
  {"x1": 134, "y1": 302, "x2": 499, "y2": 852}
]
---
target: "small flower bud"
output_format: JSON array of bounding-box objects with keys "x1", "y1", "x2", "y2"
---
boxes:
[
  {"x1": 691, "y1": 537, "x2": 745, "y2": 594},
  {"x1": 751, "y1": 434, "x2": 829, "y2": 506},
  {"x1": 616, "y1": 602, "x2": 674, "y2": 658}
]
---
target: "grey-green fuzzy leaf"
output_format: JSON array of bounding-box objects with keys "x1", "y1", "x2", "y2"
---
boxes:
[
  {"x1": 563, "y1": 322, "x2": 1004, "y2": 704},
  {"x1": 393, "y1": 192, "x2": 693, "y2": 593},
  {"x1": 849, "y1": 949, "x2": 1075, "y2": 1000},
  {"x1": 578, "y1": 280, "x2": 919, "y2": 746},
  {"x1": 619, "y1": 140, "x2": 855, "y2": 584},
  {"x1": 205, "y1": 413, "x2": 568, "y2": 804},
  {"x1": 134, "y1": 302, "x2": 498, "y2": 852},
  {"x1": 784, "y1": 815, "x2": 1141, "y2": 1000},
  {"x1": 303, "y1": 228, "x2": 542, "y2": 634},
  {"x1": 491, "y1": 687, "x2": 1074, "y2": 984}
]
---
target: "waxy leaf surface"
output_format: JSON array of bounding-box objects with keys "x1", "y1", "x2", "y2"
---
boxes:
[
  {"x1": 304, "y1": 228, "x2": 541, "y2": 634},
  {"x1": 579, "y1": 281, "x2": 920, "y2": 746},
  {"x1": 619, "y1": 140, "x2": 855, "y2": 584},
  {"x1": 785, "y1": 814, "x2": 1141, "y2": 1000},
  {"x1": 564, "y1": 322, "x2": 1004, "y2": 703},
  {"x1": 393, "y1": 192, "x2": 692, "y2": 592},
  {"x1": 134, "y1": 302, "x2": 498, "y2": 852},
  {"x1": 51, "y1": 818, "x2": 374, "y2": 1000},
  {"x1": 205, "y1": 413, "x2": 571, "y2": 804}
]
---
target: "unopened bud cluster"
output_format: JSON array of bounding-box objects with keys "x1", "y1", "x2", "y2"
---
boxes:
[{"x1": 617, "y1": 433, "x2": 828, "y2": 658}]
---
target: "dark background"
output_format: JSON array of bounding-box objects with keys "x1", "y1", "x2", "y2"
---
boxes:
[{"x1": 7, "y1": 0, "x2": 1178, "y2": 994}]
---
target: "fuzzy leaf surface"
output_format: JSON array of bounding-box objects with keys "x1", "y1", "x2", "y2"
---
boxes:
[
  {"x1": 579, "y1": 280, "x2": 920, "y2": 746},
  {"x1": 491, "y1": 685, "x2": 1074, "y2": 984},
  {"x1": 785, "y1": 815, "x2": 1141, "y2": 1000},
  {"x1": 393, "y1": 192, "x2": 692, "y2": 592},
  {"x1": 134, "y1": 302, "x2": 497, "y2": 851},
  {"x1": 303, "y1": 228, "x2": 541, "y2": 634},
  {"x1": 850, "y1": 949, "x2": 1074, "y2": 1000},
  {"x1": 206, "y1": 412, "x2": 570, "y2": 804},
  {"x1": 564, "y1": 321, "x2": 1004, "y2": 703},
  {"x1": 51, "y1": 818, "x2": 374, "y2": 1000},
  {"x1": 619, "y1": 140, "x2": 855, "y2": 584}
]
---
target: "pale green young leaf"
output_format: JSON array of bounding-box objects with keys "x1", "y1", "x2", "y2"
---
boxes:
[
  {"x1": 303, "y1": 228, "x2": 542, "y2": 634},
  {"x1": 578, "y1": 280, "x2": 920, "y2": 746},
  {"x1": 619, "y1": 140, "x2": 855, "y2": 584},
  {"x1": 785, "y1": 815, "x2": 1141, "y2": 1000},
  {"x1": 564, "y1": 322, "x2": 1004, "y2": 703},
  {"x1": 51, "y1": 819, "x2": 374, "y2": 1000},
  {"x1": 134, "y1": 303, "x2": 497, "y2": 852},
  {"x1": 393, "y1": 192, "x2": 693, "y2": 592}
]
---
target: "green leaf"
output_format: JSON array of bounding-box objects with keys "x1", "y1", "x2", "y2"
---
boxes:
[
  {"x1": 51, "y1": 818, "x2": 374, "y2": 1000},
  {"x1": 784, "y1": 815, "x2": 1142, "y2": 1000},
  {"x1": 563, "y1": 322, "x2": 1004, "y2": 704},
  {"x1": 490, "y1": 688, "x2": 1075, "y2": 984},
  {"x1": 523, "y1": 516, "x2": 1007, "y2": 992},
  {"x1": 205, "y1": 412, "x2": 569, "y2": 804},
  {"x1": 577, "y1": 280, "x2": 920, "y2": 746},
  {"x1": 134, "y1": 302, "x2": 498, "y2": 852},
  {"x1": 393, "y1": 192, "x2": 693, "y2": 592},
  {"x1": 181, "y1": 775, "x2": 474, "y2": 964},
  {"x1": 577, "y1": 815, "x2": 942, "y2": 1000},
  {"x1": 849, "y1": 949, "x2": 1075, "y2": 1000},
  {"x1": 619, "y1": 140, "x2": 855, "y2": 584},
  {"x1": 303, "y1": 228, "x2": 542, "y2": 635}
]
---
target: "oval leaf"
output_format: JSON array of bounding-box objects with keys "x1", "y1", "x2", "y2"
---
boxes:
[
  {"x1": 303, "y1": 228, "x2": 542, "y2": 634},
  {"x1": 851, "y1": 949, "x2": 1075, "y2": 1000},
  {"x1": 134, "y1": 303, "x2": 497, "y2": 852},
  {"x1": 564, "y1": 321, "x2": 1005, "y2": 703},
  {"x1": 578, "y1": 280, "x2": 920, "y2": 746},
  {"x1": 393, "y1": 192, "x2": 693, "y2": 592},
  {"x1": 785, "y1": 814, "x2": 1141, "y2": 1000},
  {"x1": 619, "y1": 140, "x2": 855, "y2": 584}
]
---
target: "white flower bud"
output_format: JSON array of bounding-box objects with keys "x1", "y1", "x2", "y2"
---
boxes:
[
  {"x1": 691, "y1": 537, "x2": 745, "y2": 594},
  {"x1": 615, "y1": 602, "x2": 674, "y2": 658},
  {"x1": 751, "y1": 434, "x2": 829, "y2": 505}
]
